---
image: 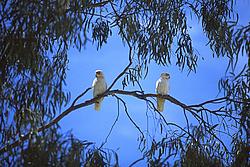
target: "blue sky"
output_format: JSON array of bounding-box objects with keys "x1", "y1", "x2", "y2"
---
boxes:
[{"x1": 60, "y1": 1, "x2": 249, "y2": 166}]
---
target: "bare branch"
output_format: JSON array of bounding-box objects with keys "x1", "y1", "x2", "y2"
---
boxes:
[
  {"x1": 86, "y1": 0, "x2": 111, "y2": 8},
  {"x1": 184, "y1": 109, "x2": 190, "y2": 134},
  {"x1": 71, "y1": 87, "x2": 92, "y2": 106},
  {"x1": 0, "y1": 89, "x2": 232, "y2": 155},
  {"x1": 99, "y1": 97, "x2": 120, "y2": 149},
  {"x1": 114, "y1": 94, "x2": 145, "y2": 139},
  {"x1": 188, "y1": 97, "x2": 227, "y2": 108},
  {"x1": 105, "y1": 2, "x2": 134, "y2": 91}
]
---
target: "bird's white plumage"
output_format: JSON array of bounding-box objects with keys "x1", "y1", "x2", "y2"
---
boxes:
[
  {"x1": 92, "y1": 70, "x2": 107, "y2": 111},
  {"x1": 156, "y1": 73, "x2": 170, "y2": 112},
  {"x1": 156, "y1": 78, "x2": 169, "y2": 95},
  {"x1": 92, "y1": 78, "x2": 107, "y2": 97}
]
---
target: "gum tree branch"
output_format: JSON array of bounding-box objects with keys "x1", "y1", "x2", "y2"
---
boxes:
[
  {"x1": 0, "y1": 89, "x2": 233, "y2": 154},
  {"x1": 71, "y1": 87, "x2": 92, "y2": 106},
  {"x1": 114, "y1": 94, "x2": 145, "y2": 139},
  {"x1": 99, "y1": 97, "x2": 120, "y2": 149}
]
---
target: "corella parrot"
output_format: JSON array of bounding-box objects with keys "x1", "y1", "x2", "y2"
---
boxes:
[
  {"x1": 92, "y1": 70, "x2": 107, "y2": 111},
  {"x1": 156, "y1": 73, "x2": 170, "y2": 112}
]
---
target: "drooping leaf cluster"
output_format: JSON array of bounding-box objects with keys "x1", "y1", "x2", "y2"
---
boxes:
[
  {"x1": 0, "y1": 0, "x2": 111, "y2": 165},
  {"x1": 0, "y1": 126, "x2": 118, "y2": 166},
  {"x1": 0, "y1": 0, "x2": 249, "y2": 166}
]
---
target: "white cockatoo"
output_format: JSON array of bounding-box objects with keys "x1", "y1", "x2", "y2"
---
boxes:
[
  {"x1": 156, "y1": 73, "x2": 170, "y2": 112},
  {"x1": 92, "y1": 70, "x2": 107, "y2": 111}
]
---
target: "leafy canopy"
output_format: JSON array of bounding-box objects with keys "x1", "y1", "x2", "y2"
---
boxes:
[{"x1": 0, "y1": 0, "x2": 249, "y2": 166}]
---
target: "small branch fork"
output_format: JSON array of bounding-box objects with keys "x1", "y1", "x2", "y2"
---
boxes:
[{"x1": 0, "y1": 87, "x2": 243, "y2": 155}]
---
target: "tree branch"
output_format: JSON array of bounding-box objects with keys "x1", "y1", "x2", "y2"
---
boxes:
[
  {"x1": 86, "y1": 0, "x2": 111, "y2": 8},
  {"x1": 71, "y1": 86, "x2": 92, "y2": 106},
  {"x1": 0, "y1": 89, "x2": 230, "y2": 155},
  {"x1": 99, "y1": 97, "x2": 120, "y2": 149},
  {"x1": 187, "y1": 97, "x2": 227, "y2": 108},
  {"x1": 114, "y1": 95, "x2": 145, "y2": 139}
]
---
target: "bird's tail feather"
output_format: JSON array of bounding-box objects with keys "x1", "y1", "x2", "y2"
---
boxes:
[
  {"x1": 95, "y1": 102, "x2": 101, "y2": 111},
  {"x1": 157, "y1": 97, "x2": 165, "y2": 112},
  {"x1": 94, "y1": 98, "x2": 103, "y2": 111}
]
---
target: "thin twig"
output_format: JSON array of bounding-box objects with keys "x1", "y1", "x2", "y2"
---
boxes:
[
  {"x1": 71, "y1": 87, "x2": 92, "y2": 106},
  {"x1": 188, "y1": 97, "x2": 227, "y2": 108},
  {"x1": 114, "y1": 94, "x2": 145, "y2": 139},
  {"x1": 99, "y1": 97, "x2": 120, "y2": 149},
  {"x1": 184, "y1": 109, "x2": 190, "y2": 134},
  {"x1": 129, "y1": 156, "x2": 145, "y2": 167}
]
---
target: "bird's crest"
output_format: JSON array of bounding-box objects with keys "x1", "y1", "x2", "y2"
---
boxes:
[{"x1": 160, "y1": 72, "x2": 170, "y2": 79}]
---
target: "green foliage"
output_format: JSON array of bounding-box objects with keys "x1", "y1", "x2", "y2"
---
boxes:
[
  {"x1": 0, "y1": 0, "x2": 99, "y2": 164},
  {"x1": 178, "y1": 143, "x2": 224, "y2": 167},
  {"x1": 92, "y1": 18, "x2": 112, "y2": 50},
  {"x1": 0, "y1": 0, "x2": 249, "y2": 166},
  {"x1": 231, "y1": 141, "x2": 249, "y2": 167},
  {"x1": 0, "y1": 128, "x2": 118, "y2": 166}
]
